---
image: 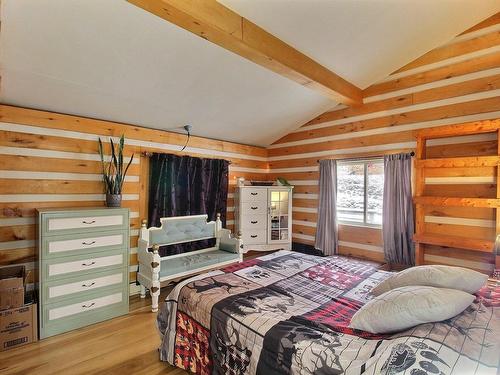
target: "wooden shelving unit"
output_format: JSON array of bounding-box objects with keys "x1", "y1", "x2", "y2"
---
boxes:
[
  {"x1": 415, "y1": 156, "x2": 500, "y2": 168},
  {"x1": 414, "y1": 119, "x2": 500, "y2": 268},
  {"x1": 413, "y1": 233, "x2": 494, "y2": 253},
  {"x1": 413, "y1": 197, "x2": 500, "y2": 208}
]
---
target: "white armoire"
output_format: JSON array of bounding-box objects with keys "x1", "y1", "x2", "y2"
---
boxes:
[{"x1": 234, "y1": 184, "x2": 293, "y2": 252}]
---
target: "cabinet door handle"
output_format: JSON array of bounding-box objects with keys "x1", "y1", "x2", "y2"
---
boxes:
[
  {"x1": 251, "y1": 206, "x2": 258, "y2": 210},
  {"x1": 251, "y1": 192, "x2": 258, "y2": 196},
  {"x1": 82, "y1": 282, "x2": 96, "y2": 288},
  {"x1": 81, "y1": 261, "x2": 96, "y2": 267},
  {"x1": 82, "y1": 241, "x2": 96, "y2": 246},
  {"x1": 250, "y1": 235, "x2": 258, "y2": 238},
  {"x1": 82, "y1": 302, "x2": 95, "y2": 309},
  {"x1": 82, "y1": 220, "x2": 96, "y2": 225},
  {"x1": 250, "y1": 221, "x2": 258, "y2": 224}
]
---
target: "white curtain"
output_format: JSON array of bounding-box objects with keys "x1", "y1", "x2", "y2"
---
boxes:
[{"x1": 315, "y1": 159, "x2": 338, "y2": 256}]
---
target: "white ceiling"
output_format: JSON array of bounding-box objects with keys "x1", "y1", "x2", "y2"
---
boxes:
[
  {"x1": 220, "y1": 0, "x2": 500, "y2": 89},
  {"x1": 0, "y1": 0, "x2": 332, "y2": 147},
  {"x1": 1, "y1": 1, "x2": 499, "y2": 147}
]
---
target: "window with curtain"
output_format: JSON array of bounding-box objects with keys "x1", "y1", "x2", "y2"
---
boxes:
[
  {"x1": 147, "y1": 153, "x2": 229, "y2": 256},
  {"x1": 336, "y1": 158, "x2": 384, "y2": 227}
]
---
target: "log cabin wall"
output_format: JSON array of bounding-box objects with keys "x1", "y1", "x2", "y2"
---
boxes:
[
  {"x1": 1, "y1": 14, "x2": 499, "y2": 293},
  {"x1": 0, "y1": 105, "x2": 269, "y2": 294},
  {"x1": 268, "y1": 13, "x2": 500, "y2": 273}
]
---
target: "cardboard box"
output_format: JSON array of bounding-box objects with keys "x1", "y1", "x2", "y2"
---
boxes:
[
  {"x1": 0, "y1": 293, "x2": 37, "y2": 351},
  {"x1": 0, "y1": 265, "x2": 25, "y2": 311}
]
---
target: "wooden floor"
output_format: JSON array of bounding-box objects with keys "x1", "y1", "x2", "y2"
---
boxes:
[
  {"x1": 0, "y1": 290, "x2": 187, "y2": 375},
  {"x1": 0, "y1": 251, "x2": 273, "y2": 374}
]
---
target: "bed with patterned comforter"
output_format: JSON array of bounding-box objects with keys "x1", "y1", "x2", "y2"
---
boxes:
[{"x1": 157, "y1": 250, "x2": 499, "y2": 375}]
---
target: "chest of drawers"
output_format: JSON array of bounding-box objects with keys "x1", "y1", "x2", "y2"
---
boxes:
[
  {"x1": 235, "y1": 185, "x2": 293, "y2": 252},
  {"x1": 37, "y1": 208, "x2": 129, "y2": 339}
]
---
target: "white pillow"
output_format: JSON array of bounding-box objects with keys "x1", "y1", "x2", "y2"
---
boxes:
[
  {"x1": 350, "y1": 286, "x2": 474, "y2": 334},
  {"x1": 371, "y1": 265, "x2": 487, "y2": 296}
]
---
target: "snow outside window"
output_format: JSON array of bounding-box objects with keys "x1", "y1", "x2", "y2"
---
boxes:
[{"x1": 336, "y1": 159, "x2": 384, "y2": 227}]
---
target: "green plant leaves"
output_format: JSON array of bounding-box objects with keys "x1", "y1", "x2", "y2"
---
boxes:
[{"x1": 97, "y1": 135, "x2": 134, "y2": 195}]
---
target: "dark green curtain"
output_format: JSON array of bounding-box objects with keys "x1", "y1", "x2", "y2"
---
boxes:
[{"x1": 147, "y1": 153, "x2": 229, "y2": 255}]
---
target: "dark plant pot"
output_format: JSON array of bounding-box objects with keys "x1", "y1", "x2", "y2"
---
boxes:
[{"x1": 106, "y1": 194, "x2": 122, "y2": 207}]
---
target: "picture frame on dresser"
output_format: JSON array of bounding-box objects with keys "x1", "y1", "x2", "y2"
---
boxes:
[
  {"x1": 234, "y1": 183, "x2": 293, "y2": 253},
  {"x1": 36, "y1": 207, "x2": 130, "y2": 339}
]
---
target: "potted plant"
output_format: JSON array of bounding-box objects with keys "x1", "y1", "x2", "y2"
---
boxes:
[{"x1": 98, "y1": 135, "x2": 134, "y2": 207}]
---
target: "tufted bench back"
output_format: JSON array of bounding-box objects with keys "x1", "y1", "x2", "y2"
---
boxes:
[{"x1": 148, "y1": 215, "x2": 216, "y2": 247}]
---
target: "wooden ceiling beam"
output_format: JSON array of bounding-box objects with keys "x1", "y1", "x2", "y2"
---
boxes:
[{"x1": 126, "y1": 0, "x2": 363, "y2": 106}]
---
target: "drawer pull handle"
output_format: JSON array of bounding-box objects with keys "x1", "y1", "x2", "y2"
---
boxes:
[
  {"x1": 250, "y1": 221, "x2": 258, "y2": 224},
  {"x1": 82, "y1": 302, "x2": 95, "y2": 309},
  {"x1": 82, "y1": 282, "x2": 96, "y2": 288},
  {"x1": 81, "y1": 261, "x2": 96, "y2": 267},
  {"x1": 251, "y1": 207, "x2": 258, "y2": 210},
  {"x1": 82, "y1": 241, "x2": 96, "y2": 246},
  {"x1": 82, "y1": 220, "x2": 96, "y2": 225},
  {"x1": 251, "y1": 192, "x2": 258, "y2": 195},
  {"x1": 250, "y1": 235, "x2": 258, "y2": 238}
]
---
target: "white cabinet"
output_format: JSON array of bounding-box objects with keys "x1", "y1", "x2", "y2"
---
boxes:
[{"x1": 235, "y1": 185, "x2": 293, "y2": 252}]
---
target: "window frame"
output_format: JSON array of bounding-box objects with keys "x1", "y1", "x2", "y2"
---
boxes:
[{"x1": 336, "y1": 158, "x2": 384, "y2": 228}]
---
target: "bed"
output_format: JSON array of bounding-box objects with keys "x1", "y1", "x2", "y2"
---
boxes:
[{"x1": 157, "y1": 250, "x2": 499, "y2": 375}]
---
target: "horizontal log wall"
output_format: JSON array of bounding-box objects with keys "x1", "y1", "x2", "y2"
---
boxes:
[
  {"x1": 270, "y1": 13, "x2": 500, "y2": 273},
  {"x1": 1, "y1": 14, "x2": 498, "y2": 290},
  {"x1": 0, "y1": 105, "x2": 270, "y2": 294}
]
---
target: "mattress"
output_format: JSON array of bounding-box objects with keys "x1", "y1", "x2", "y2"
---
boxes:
[{"x1": 157, "y1": 250, "x2": 499, "y2": 375}]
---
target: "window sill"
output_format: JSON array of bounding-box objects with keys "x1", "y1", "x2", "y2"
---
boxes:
[{"x1": 338, "y1": 221, "x2": 382, "y2": 230}]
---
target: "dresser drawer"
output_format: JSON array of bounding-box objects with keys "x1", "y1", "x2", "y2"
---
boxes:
[
  {"x1": 43, "y1": 267, "x2": 128, "y2": 304},
  {"x1": 41, "y1": 209, "x2": 128, "y2": 236},
  {"x1": 240, "y1": 188, "x2": 267, "y2": 203},
  {"x1": 241, "y1": 229, "x2": 267, "y2": 244},
  {"x1": 240, "y1": 214, "x2": 267, "y2": 230},
  {"x1": 42, "y1": 249, "x2": 126, "y2": 281},
  {"x1": 41, "y1": 287, "x2": 128, "y2": 338},
  {"x1": 241, "y1": 202, "x2": 267, "y2": 216},
  {"x1": 47, "y1": 291, "x2": 124, "y2": 321},
  {"x1": 42, "y1": 231, "x2": 127, "y2": 259}
]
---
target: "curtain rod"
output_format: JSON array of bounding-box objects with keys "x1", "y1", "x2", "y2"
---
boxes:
[
  {"x1": 317, "y1": 151, "x2": 415, "y2": 163},
  {"x1": 140, "y1": 151, "x2": 232, "y2": 164}
]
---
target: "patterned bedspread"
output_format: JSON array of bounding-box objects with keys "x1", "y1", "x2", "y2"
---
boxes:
[{"x1": 157, "y1": 250, "x2": 500, "y2": 375}]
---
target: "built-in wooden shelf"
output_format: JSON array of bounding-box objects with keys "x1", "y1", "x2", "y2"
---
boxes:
[
  {"x1": 413, "y1": 233, "x2": 494, "y2": 253},
  {"x1": 414, "y1": 196, "x2": 500, "y2": 208},
  {"x1": 414, "y1": 119, "x2": 500, "y2": 266},
  {"x1": 416, "y1": 119, "x2": 500, "y2": 140},
  {"x1": 415, "y1": 156, "x2": 500, "y2": 168}
]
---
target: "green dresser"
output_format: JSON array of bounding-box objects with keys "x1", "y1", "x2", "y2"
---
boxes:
[{"x1": 37, "y1": 208, "x2": 130, "y2": 339}]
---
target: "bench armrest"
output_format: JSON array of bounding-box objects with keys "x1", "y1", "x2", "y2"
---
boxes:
[
  {"x1": 219, "y1": 228, "x2": 242, "y2": 254},
  {"x1": 137, "y1": 238, "x2": 153, "y2": 264}
]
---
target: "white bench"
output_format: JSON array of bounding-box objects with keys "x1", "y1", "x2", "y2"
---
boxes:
[{"x1": 137, "y1": 214, "x2": 242, "y2": 312}]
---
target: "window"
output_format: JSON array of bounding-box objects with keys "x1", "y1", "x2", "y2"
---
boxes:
[{"x1": 336, "y1": 159, "x2": 384, "y2": 226}]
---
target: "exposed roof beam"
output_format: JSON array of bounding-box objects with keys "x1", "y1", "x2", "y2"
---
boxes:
[{"x1": 126, "y1": 0, "x2": 363, "y2": 106}]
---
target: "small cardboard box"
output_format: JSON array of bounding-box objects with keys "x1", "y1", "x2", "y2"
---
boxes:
[
  {"x1": 0, "y1": 265, "x2": 25, "y2": 311},
  {"x1": 0, "y1": 292, "x2": 37, "y2": 351}
]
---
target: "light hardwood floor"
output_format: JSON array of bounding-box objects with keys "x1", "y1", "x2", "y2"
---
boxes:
[
  {"x1": 0, "y1": 290, "x2": 187, "y2": 375},
  {"x1": 0, "y1": 252, "x2": 268, "y2": 375}
]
